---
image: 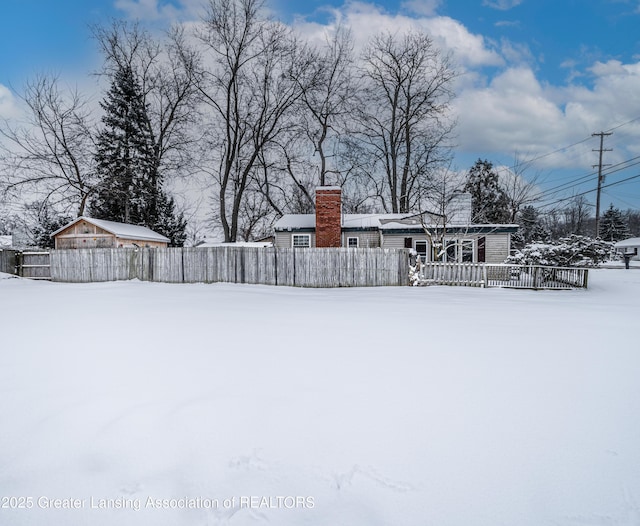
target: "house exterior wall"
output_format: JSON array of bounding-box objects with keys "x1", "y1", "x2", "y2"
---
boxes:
[
  {"x1": 275, "y1": 231, "x2": 316, "y2": 248},
  {"x1": 275, "y1": 227, "x2": 512, "y2": 261},
  {"x1": 114, "y1": 237, "x2": 168, "y2": 249},
  {"x1": 382, "y1": 231, "x2": 511, "y2": 262},
  {"x1": 54, "y1": 221, "x2": 116, "y2": 249},
  {"x1": 484, "y1": 232, "x2": 511, "y2": 263},
  {"x1": 54, "y1": 219, "x2": 168, "y2": 249},
  {"x1": 342, "y1": 231, "x2": 380, "y2": 248}
]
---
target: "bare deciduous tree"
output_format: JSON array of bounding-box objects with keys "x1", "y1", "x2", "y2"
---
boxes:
[
  {"x1": 501, "y1": 155, "x2": 543, "y2": 223},
  {"x1": 0, "y1": 75, "x2": 97, "y2": 216},
  {"x1": 299, "y1": 24, "x2": 356, "y2": 187},
  {"x1": 193, "y1": 0, "x2": 313, "y2": 241},
  {"x1": 356, "y1": 31, "x2": 456, "y2": 214}
]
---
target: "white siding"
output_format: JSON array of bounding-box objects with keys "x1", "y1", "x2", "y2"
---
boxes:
[
  {"x1": 275, "y1": 231, "x2": 316, "y2": 248},
  {"x1": 342, "y1": 231, "x2": 380, "y2": 248},
  {"x1": 485, "y1": 233, "x2": 510, "y2": 263},
  {"x1": 382, "y1": 234, "x2": 413, "y2": 249}
]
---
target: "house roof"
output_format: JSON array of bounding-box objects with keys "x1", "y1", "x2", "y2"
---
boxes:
[
  {"x1": 51, "y1": 216, "x2": 170, "y2": 243},
  {"x1": 195, "y1": 240, "x2": 273, "y2": 248},
  {"x1": 615, "y1": 237, "x2": 640, "y2": 249},
  {"x1": 273, "y1": 213, "x2": 516, "y2": 232}
]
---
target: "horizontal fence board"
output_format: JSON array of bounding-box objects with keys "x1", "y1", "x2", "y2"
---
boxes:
[{"x1": 49, "y1": 247, "x2": 411, "y2": 287}]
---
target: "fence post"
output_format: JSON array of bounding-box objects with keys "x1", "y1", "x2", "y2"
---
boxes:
[{"x1": 483, "y1": 264, "x2": 488, "y2": 288}]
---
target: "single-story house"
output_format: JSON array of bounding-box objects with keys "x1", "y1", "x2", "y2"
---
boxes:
[
  {"x1": 614, "y1": 237, "x2": 640, "y2": 260},
  {"x1": 51, "y1": 217, "x2": 170, "y2": 249},
  {"x1": 273, "y1": 187, "x2": 518, "y2": 263}
]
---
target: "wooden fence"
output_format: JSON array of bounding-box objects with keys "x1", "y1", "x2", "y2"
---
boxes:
[
  {"x1": 17, "y1": 251, "x2": 51, "y2": 280},
  {"x1": 49, "y1": 247, "x2": 411, "y2": 287},
  {"x1": 0, "y1": 249, "x2": 18, "y2": 275},
  {"x1": 418, "y1": 262, "x2": 589, "y2": 289}
]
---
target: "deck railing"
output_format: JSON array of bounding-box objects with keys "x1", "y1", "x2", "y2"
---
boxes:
[{"x1": 417, "y1": 262, "x2": 589, "y2": 289}]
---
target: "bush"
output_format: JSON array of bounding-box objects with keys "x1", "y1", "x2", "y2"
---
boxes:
[{"x1": 506, "y1": 235, "x2": 613, "y2": 267}]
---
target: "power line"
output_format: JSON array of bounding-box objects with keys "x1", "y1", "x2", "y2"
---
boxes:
[
  {"x1": 535, "y1": 155, "x2": 640, "y2": 204},
  {"x1": 540, "y1": 171, "x2": 640, "y2": 209}
]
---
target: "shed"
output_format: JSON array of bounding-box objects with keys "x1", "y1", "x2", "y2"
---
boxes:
[{"x1": 51, "y1": 217, "x2": 170, "y2": 249}]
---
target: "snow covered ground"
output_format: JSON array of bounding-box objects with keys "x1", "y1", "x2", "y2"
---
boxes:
[{"x1": 0, "y1": 269, "x2": 639, "y2": 526}]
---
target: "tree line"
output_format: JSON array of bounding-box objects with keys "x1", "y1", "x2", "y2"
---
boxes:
[
  {"x1": 0, "y1": 0, "x2": 636, "y2": 248},
  {"x1": 0, "y1": 0, "x2": 457, "y2": 245}
]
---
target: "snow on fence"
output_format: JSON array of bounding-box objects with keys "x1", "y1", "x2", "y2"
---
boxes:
[
  {"x1": 49, "y1": 247, "x2": 411, "y2": 287},
  {"x1": 418, "y1": 262, "x2": 589, "y2": 289}
]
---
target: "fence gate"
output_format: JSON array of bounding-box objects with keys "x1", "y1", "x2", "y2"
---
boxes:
[{"x1": 18, "y1": 251, "x2": 51, "y2": 280}]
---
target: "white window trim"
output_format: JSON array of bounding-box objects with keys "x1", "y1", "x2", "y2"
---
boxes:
[
  {"x1": 414, "y1": 239, "x2": 429, "y2": 262},
  {"x1": 444, "y1": 238, "x2": 475, "y2": 263},
  {"x1": 292, "y1": 233, "x2": 311, "y2": 248},
  {"x1": 347, "y1": 236, "x2": 359, "y2": 248}
]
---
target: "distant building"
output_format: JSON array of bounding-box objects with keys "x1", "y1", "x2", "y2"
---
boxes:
[{"x1": 51, "y1": 217, "x2": 169, "y2": 249}]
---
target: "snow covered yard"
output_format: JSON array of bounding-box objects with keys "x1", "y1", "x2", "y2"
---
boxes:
[{"x1": 0, "y1": 270, "x2": 639, "y2": 526}]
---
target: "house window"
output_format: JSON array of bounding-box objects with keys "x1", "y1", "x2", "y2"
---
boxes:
[
  {"x1": 445, "y1": 239, "x2": 458, "y2": 262},
  {"x1": 444, "y1": 239, "x2": 475, "y2": 262},
  {"x1": 292, "y1": 234, "x2": 311, "y2": 248},
  {"x1": 347, "y1": 237, "x2": 359, "y2": 248},
  {"x1": 415, "y1": 240, "x2": 428, "y2": 261}
]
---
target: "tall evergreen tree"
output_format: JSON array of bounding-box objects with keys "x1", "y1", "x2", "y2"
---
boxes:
[
  {"x1": 512, "y1": 205, "x2": 549, "y2": 249},
  {"x1": 90, "y1": 65, "x2": 186, "y2": 245},
  {"x1": 600, "y1": 204, "x2": 630, "y2": 241},
  {"x1": 464, "y1": 159, "x2": 510, "y2": 224}
]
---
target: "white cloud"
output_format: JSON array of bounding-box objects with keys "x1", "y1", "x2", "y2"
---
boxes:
[
  {"x1": 454, "y1": 58, "x2": 640, "y2": 170},
  {"x1": 114, "y1": 0, "x2": 203, "y2": 22},
  {"x1": 401, "y1": 0, "x2": 441, "y2": 16},
  {"x1": 0, "y1": 84, "x2": 19, "y2": 119},
  {"x1": 482, "y1": 0, "x2": 523, "y2": 10},
  {"x1": 588, "y1": 59, "x2": 627, "y2": 77},
  {"x1": 292, "y1": 3, "x2": 503, "y2": 69},
  {"x1": 455, "y1": 67, "x2": 567, "y2": 158}
]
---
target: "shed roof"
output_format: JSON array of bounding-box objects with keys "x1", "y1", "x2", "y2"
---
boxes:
[{"x1": 51, "y1": 216, "x2": 170, "y2": 243}]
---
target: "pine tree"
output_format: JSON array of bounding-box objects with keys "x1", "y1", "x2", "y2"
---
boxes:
[
  {"x1": 517, "y1": 205, "x2": 549, "y2": 245},
  {"x1": 90, "y1": 65, "x2": 186, "y2": 246},
  {"x1": 600, "y1": 204, "x2": 630, "y2": 241},
  {"x1": 464, "y1": 159, "x2": 510, "y2": 224}
]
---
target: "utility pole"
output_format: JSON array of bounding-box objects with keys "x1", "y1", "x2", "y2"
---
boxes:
[{"x1": 592, "y1": 131, "x2": 612, "y2": 238}]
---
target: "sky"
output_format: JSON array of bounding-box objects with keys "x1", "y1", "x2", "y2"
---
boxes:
[{"x1": 2, "y1": 0, "x2": 640, "y2": 216}]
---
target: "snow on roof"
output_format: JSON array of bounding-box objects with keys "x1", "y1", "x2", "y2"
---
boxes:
[
  {"x1": 0, "y1": 235, "x2": 12, "y2": 248},
  {"x1": 274, "y1": 212, "x2": 514, "y2": 231},
  {"x1": 274, "y1": 214, "x2": 316, "y2": 229},
  {"x1": 196, "y1": 241, "x2": 273, "y2": 248},
  {"x1": 614, "y1": 237, "x2": 640, "y2": 248},
  {"x1": 51, "y1": 216, "x2": 170, "y2": 243}
]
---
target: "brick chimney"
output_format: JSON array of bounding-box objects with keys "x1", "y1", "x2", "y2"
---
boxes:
[{"x1": 315, "y1": 186, "x2": 342, "y2": 247}]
